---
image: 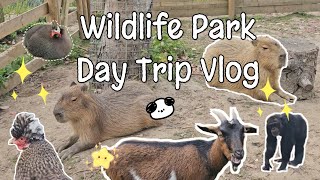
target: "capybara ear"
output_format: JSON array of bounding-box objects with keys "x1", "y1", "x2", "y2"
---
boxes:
[
  {"x1": 146, "y1": 102, "x2": 157, "y2": 113},
  {"x1": 164, "y1": 97, "x2": 175, "y2": 106},
  {"x1": 251, "y1": 39, "x2": 258, "y2": 46},
  {"x1": 70, "y1": 81, "x2": 77, "y2": 87},
  {"x1": 80, "y1": 84, "x2": 89, "y2": 92}
]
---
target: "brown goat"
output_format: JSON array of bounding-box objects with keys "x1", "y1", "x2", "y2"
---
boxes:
[
  {"x1": 24, "y1": 21, "x2": 72, "y2": 60},
  {"x1": 53, "y1": 81, "x2": 162, "y2": 160},
  {"x1": 103, "y1": 107, "x2": 258, "y2": 180},
  {"x1": 202, "y1": 35, "x2": 296, "y2": 104}
]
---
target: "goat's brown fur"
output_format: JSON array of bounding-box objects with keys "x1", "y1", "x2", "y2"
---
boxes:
[
  {"x1": 105, "y1": 137, "x2": 231, "y2": 180},
  {"x1": 53, "y1": 81, "x2": 161, "y2": 160},
  {"x1": 203, "y1": 35, "x2": 296, "y2": 104}
]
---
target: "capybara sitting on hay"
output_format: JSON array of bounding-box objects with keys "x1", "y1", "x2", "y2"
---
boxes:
[
  {"x1": 202, "y1": 35, "x2": 296, "y2": 104},
  {"x1": 53, "y1": 81, "x2": 162, "y2": 160}
]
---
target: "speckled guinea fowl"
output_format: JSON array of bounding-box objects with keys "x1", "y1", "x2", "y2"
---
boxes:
[
  {"x1": 23, "y1": 21, "x2": 72, "y2": 60},
  {"x1": 9, "y1": 112, "x2": 71, "y2": 180}
]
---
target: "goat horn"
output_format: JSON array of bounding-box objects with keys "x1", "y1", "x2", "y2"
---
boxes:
[
  {"x1": 230, "y1": 107, "x2": 240, "y2": 120},
  {"x1": 210, "y1": 109, "x2": 228, "y2": 121}
]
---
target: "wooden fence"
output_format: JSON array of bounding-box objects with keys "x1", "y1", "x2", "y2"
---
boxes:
[
  {"x1": 153, "y1": 0, "x2": 320, "y2": 18},
  {"x1": 0, "y1": 0, "x2": 89, "y2": 95}
]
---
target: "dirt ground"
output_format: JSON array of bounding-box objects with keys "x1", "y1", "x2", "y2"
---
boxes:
[{"x1": 1, "y1": 13, "x2": 320, "y2": 180}]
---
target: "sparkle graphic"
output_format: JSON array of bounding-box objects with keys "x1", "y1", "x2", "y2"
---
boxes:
[
  {"x1": 38, "y1": 85, "x2": 49, "y2": 105},
  {"x1": 282, "y1": 101, "x2": 292, "y2": 120},
  {"x1": 11, "y1": 91, "x2": 18, "y2": 100},
  {"x1": 260, "y1": 78, "x2": 276, "y2": 101},
  {"x1": 91, "y1": 147, "x2": 114, "y2": 169},
  {"x1": 15, "y1": 57, "x2": 31, "y2": 83},
  {"x1": 257, "y1": 107, "x2": 263, "y2": 117}
]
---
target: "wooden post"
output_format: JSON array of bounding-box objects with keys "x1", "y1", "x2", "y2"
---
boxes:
[
  {"x1": 76, "y1": 0, "x2": 85, "y2": 39},
  {"x1": 47, "y1": 0, "x2": 60, "y2": 23},
  {"x1": 228, "y1": 0, "x2": 235, "y2": 19},
  {"x1": 61, "y1": 0, "x2": 70, "y2": 26},
  {"x1": 82, "y1": 0, "x2": 89, "y2": 27},
  {"x1": 87, "y1": 0, "x2": 91, "y2": 17}
]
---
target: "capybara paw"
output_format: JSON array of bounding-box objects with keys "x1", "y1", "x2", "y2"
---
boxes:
[
  {"x1": 57, "y1": 143, "x2": 68, "y2": 153},
  {"x1": 269, "y1": 94, "x2": 284, "y2": 104},
  {"x1": 262, "y1": 164, "x2": 272, "y2": 171},
  {"x1": 287, "y1": 94, "x2": 296, "y2": 103},
  {"x1": 278, "y1": 93, "x2": 296, "y2": 103},
  {"x1": 59, "y1": 149, "x2": 74, "y2": 161}
]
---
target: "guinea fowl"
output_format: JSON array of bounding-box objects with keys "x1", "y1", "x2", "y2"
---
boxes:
[
  {"x1": 23, "y1": 21, "x2": 72, "y2": 60},
  {"x1": 8, "y1": 112, "x2": 71, "y2": 180}
]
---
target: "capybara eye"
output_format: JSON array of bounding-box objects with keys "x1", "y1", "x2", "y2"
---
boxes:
[
  {"x1": 71, "y1": 97, "x2": 77, "y2": 101},
  {"x1": 262, "y1": 46, "x2": 268, "y2": 50}
]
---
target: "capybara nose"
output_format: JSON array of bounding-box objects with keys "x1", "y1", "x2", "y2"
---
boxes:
[
  {"x1": 234, "y1": 150, "x2": 244, "y2": 159},
  {"x1": 279, "y1": 53, "x2": 287, "y2": 61},
  {"x1": 53, "y1": 110, "x2": 64, "y2": 119}
]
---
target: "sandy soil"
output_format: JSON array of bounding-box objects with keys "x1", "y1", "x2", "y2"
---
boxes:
[{"x1": 0, "y1": 13, "x2": 320, "y2": 180}]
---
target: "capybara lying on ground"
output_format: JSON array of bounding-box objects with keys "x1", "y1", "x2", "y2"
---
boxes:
[
  {"x1": 53, "y1": 81, "x2": 162, "y2": 160},
  {"x1": 202, "y1": 35, "x2": 296, "y2": 104}
]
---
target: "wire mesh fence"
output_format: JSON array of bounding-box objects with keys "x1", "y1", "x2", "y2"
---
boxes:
[{"x1": 89, "y1": 0, "x2": 153, "y2": 90}]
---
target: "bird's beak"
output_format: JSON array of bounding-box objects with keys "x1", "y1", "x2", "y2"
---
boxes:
[{"x1": 8, "y1": 137, "x2": 14, "y2": 145}]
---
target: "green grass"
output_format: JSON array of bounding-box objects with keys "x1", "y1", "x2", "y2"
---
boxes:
[
  {"x1": 4, "y1": 0, "x2": 31, "y2": 15},
  {"x1": 271, "y1": 12, "x2": 317, "y2": 21},
  {"x1": 4, "y1": 0, "x2": 44, "y2": 15},
  {"x1": 148, "y1": 34, "x2": 196, "y2": 63},
  {"x1": 0, "y1": 54, "x2": 33, "y2": 88}
]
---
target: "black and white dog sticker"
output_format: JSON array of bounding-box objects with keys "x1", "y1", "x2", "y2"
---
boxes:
[{"x1": 146, "y1": 97, "x2": 175, "y2": 120}]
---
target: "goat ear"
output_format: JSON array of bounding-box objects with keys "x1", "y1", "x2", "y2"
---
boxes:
[
  {"x1": 70, "y1": 81, "x2": 77, "y2": 87},
  {"x1": 196, "y1": 124, "x2": 221, "y2": 135},
  {"x1": 244, "y1": 125, "x2": 257, "y2": 134}
]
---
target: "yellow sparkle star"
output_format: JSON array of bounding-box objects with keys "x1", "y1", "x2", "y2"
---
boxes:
[
  {"x1": 11, "y1": 91, "x2": 18, "y2": 100},
  {"x1": 95, "y1": 144, "x2": 99, "y2": 149},
  {"x1": 282, "y1": 100, "x2": 292, "y2": 120},
  {"x1": 92, "y1": 147, "x2": 114, "y2": 169},
  {"x1": 257, "y1": 107, "x2": 263, "y2": 117},
  {"x1": 260, "y1": 78, "x2": 276, "y2": 101},
  {"x1": 15, "y1": 57, "x2": 31, "y2": 83},
  {"x1": 85, "y1": 160, "x2": 89, "y2": 165},
  {"x1": 38, "y1": 85, "x2": 49, "y2": 105}
]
